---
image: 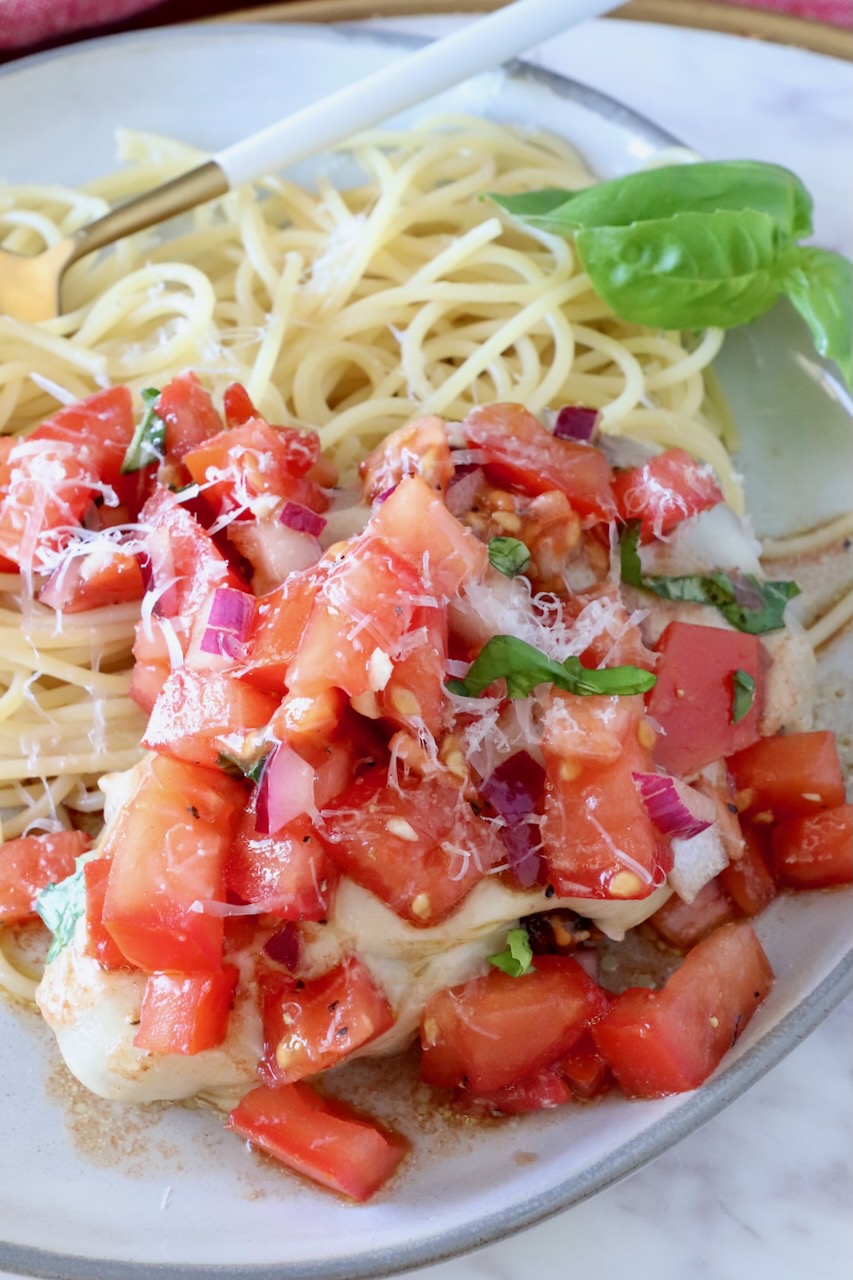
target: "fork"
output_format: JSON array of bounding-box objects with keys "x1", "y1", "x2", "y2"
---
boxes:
[{"x1": 0, "y1": 0, "x2": 621, "y2": 324}]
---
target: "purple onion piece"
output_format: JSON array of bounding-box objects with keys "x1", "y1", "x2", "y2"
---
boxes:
[
  {"x1": 480, "y1": 751, "x2": 546, "y2": 887},
  {"x1": 374, "y1": 484, "x2": 399, "y2": 506},
  {"x1": 255, "y1": 743, "x2": 316, "y2": 836},
  {"x1": 554, "y1": 405, "x2": 601, "y2": 444},
  {"x1": 445, "y1": 465, "x2": 484, "y2": 518},
  {"x1": 632, "y1": 771, "x2": 714, "y2": 839},
  {"x1": 263, "y1": 922, "x2": 300, "y2": 971},
  {"x1": 279, "y1": 501, "x2": 327, "y2": 537}
]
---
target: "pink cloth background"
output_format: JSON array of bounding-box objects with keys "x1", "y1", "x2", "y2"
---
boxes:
[{"x1": 0, "y1": 0, "x2": 850, "y2": 57}]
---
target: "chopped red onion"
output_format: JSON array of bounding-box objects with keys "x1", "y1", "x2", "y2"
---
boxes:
[
  {"x1": 279, "y1": 502, "x2": 326, "y2": 537},
  {"x1": 263, "y1": 922, "x2": 300, "y2": 971},
  {"x1": 632, "y1": 772, "x2": 715, "y2": 839},
  {"x1": 199, "y1": 586, "x2": 255, "y2": 657},
  {"x1": 480, "y1": 751, "x2": 546, "y2": 888},
  {"x1": 374, "y1": 485, "x2": 398, "y2": 505},
  {"x1": 445, "y1": 465, "x2": 484, "y2": 518},
  {"x1": 255, "y1": 743, "x2": 316, "y2": 836},
  {"x1": 554, "y1": 406, "x2": 601, "y2": 444}
]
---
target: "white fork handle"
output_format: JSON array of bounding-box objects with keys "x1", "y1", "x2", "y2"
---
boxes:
[{"x1": 214, "y1": 0, "x2": 620, "y2": 188}]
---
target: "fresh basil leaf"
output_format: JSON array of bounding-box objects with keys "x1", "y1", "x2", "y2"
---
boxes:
[
  {"x1": 488, "y1": 536, "x2": 531, "y2": 578},
  {"x1": 776, "y1": 246, "x2": 853, "y2": 387},
  {"x1": 576, "y1": 209, "x2": 783, "y2": 331},
  {"x1": 35, "y1": 851, "x2": 97, "y2": 964},
  {"x1": 620, "y1": 523, "x2": 800, "y2": 635},
  {"x1": 488, "y1": 927, "x2": 535, "y2": 978},
  {"x1": 492, "y1": 162, "x2": 813, "y2": 240},
  {"x1": 217, "y1": 750, "x2": 268, "y2": 785},
  {"x1": 447, "y1": 634, "x2": 655, "y2": 700},
  {"x1": 731, "y1": 668, "x2": 756, "y2": 723},
  {"x1": 121, "y1": 387, "x2": 165, "y2": 474}
]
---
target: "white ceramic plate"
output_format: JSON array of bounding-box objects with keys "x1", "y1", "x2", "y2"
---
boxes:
[{"x1": 0, "y1": 22, "x2": 850, "y2": 1280}]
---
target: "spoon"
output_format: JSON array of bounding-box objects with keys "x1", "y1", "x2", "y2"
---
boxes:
[{"x1": 0, "y1": 0, "x2": 621, "y2": 324}]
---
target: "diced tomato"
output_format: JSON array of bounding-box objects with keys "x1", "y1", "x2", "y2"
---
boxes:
[
  {"x1": 650, "y1": 877, "x2": 736, "y2": 948},
  {"x1": 0, "y1": 444, "x2": 100, "y2": 570},
  {"x1": 285, "y1": 539, "x2": 425, "y2": 700},
  {"x1": 225, "y1": 808, "x2": 337, "y2": 921},
  {"x1": 82, "y1": 859, "x2": 133, "y2": 969},
  {"x1": 541, "y1": 737, "x2": 672, "y2": 900},
  {"x1": 239, "y1": 562, "x2": 331, "y2": 694},
  {"x1": 359, "y1": 414, "x2": 454, "y2": 501},
  {"x1": 0, "y1": 830, "x2": 90, "y2": 924},
  {"x1": 227, "y1": 1082, "x2": 409, "y2": 1202},
  {"x1": 223, "y1": 383, "x2": 257, "y2": 429},
  {"x1": 727, "y1": 731, "x2": 845, "y2": 820},
  {"x1": 183, "y1": 420, "x2": 327, "y2": 518},
  {"x1": 130, "y1": 660, "x2": 169, "y2": 715},
  {"x1": 456, "y1": 1064, "x2": 572, "y2": 1117},
  {"x1": 612, "y1": 447, "x2": 723, "y2": 542},
  {"x1": 133, "y1": 967, "x2": 238, "y2": 1055},
  {"x1": 771, "y1": 804, "x2": 853, "y2": 889},
  {"x1": 141, "y1": 668, "x2": 277, "y2": 768},
  {"x1": 591, "y1": 921, "x2": 773, "y2": 1097},
  {"x1": 377, "y1": 605, "x2": 451, "y2": 738},
  {"x1": 101, "y1": 755, "x2": 246, "y2": 973},
  {"x1": 719, "y1": 823, "x2": 777, "y2": 917},
  {"x1": 27, "y1": 386, "x2": 134, "y2": 487},
  {"x1": 559, "y1": 1031, "x2": 613, "y2": 1100},
  {"x1": 647, "y1": 622, "x2": 763, "y2": 776},
  {"x1": 155, "y1": 371, "x2": 223, "y2": 462},
  {"x1": 133, "y1": 488, "x2": 247, "y2": 668},
  {"x1": 420, "y1": 955, "x2": 608, "y2": 1094},
  {"x1": 39, "y1": 547, "x2": 145, "y2": 613},
  {"x1": 463, "y1": 403, "x2": 615, "y2": 521},
  {"x1": 259, "y1": 959, "x2": 395, "y2": 1085},
  {"x1": 368, "y1": 474, "x2": 487, "y2": 599},
  {"x1": 322, "y1": 767, "x2": 503, "y2": 926},
  {"x1": 540, "y1": 690, "x2": 642, "y2": 764}
]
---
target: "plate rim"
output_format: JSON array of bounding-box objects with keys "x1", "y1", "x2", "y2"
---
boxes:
[{"x1": 0, "y1": 19, "x2": 850, "y2": 1280}]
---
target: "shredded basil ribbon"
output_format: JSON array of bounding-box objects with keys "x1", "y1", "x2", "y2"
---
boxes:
[
  {"x1": 488, "y1": 927, "x2": 535, "y2": 977},
  {"x1": 731, "y1": 668, "x2": 757, "y2": 723},
  {"x1": 488, "y1": 536, "x2": 531, "y2": 578},
  {"x1": 121, "y1": 387, "x2": 166, "y2": 474},
  {"x1": 620, "y1": 523, "x2": 800, "y2": 635},
  {"x1": 446, "y1": 633, "x2": 656, "y2": 700},
  {"x1": 36, "y1": 851, "x2": 97, "y2": 963}
]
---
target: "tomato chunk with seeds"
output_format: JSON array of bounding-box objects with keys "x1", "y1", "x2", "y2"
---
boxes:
[
  {"x1": 259, "y1": 959, "x2": 394, "y2": 1085},
  {"x1": 134, "y1": 966, "x2": 239, "y2": 1055},
  {"x1": 368, "y1": 474, "x2": 487, "y2": 598},
  {"x1": 771, "y1": 804, "x2": 853, "y2": 889},
  {"x1": 360, "y1": 415, "x2": 453, "y2": 501},
  {"x1": 591, "y1": 921, "x2": 773, "y2": 1097},
  {"x1": 463, "y1": 402, "x2": 615, "y2": 521},
  {"x1": 240, "y1": 563, "x2": 331, "y2": 694},
  {"x1": 559, "y1": 1032, "x2": 613, "y2": 1100},
  {"x1": 0, "y1": 830, "x2": 90, "y2": 924},
  {"x1": 101, "y1": 755, "x2": 246, "y2": 973},
  {"x1": 141, "y1": 667, "x2": 277, "y2": 768},
  {"x1": 225, "y1": 808, "x2": 337, "y2": 921},
  {"x1": 420, "y1": 955, "x2": 608, "y2": 1094},
  {"x1": 27, "y1": 385, "x2": 135, "y2": 487},
  {"x1": 322, "y1": 767, "x2": 503, "y2": 926},
  {"x1": 727, "y1": 730, "x2": 845, "y2": 820},
  {"x1": 612, "y1": 447, "x2": 723, "y2": 542},
  {"x1": 183, "y1": 419, "x2": 327, "y2": 517},
  {"x1": 647, "y1": 622, "x2": 763, "y2": 776},
  {"x1": 227, "y1": 1082, "x2": 409, "y2": 1202},
  {"x1": 541, "y1": 737, "x2": 672, "y2": 900}
]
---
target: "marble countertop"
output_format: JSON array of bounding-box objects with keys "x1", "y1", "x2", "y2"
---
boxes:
[{"x1": 356, "y1": 14, "x2": 851, "y2": 1280}]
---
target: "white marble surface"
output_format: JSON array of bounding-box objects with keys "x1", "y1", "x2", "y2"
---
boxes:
[{"x1": 352, "y1": 14, "x2": 852, "y2": 1280}]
